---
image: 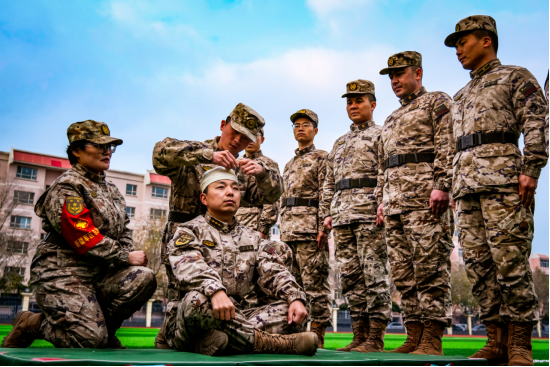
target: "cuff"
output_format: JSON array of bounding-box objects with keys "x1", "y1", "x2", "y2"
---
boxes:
[
  {"x1": 286, "y1": 290, "x2": 308, "y2": 306},
  {"x1": 116, "y1": 251, "x2": 130, "y2": 265},
  {"x1": 204, "y1": 282, "x2": 226, "y2": 298},
  {"x1": 257, "y1": 225, "x2": 270, "y2": 235},
  {"x1": 318, "y1": 223, "x2": 328, "y2": 234},
  {"x1": 433, "y1": 181, "x2": 450, "y2": 192},
  {"x1": 521, "y1": 165, "x2": 542, "y2": 179},
  {"x1": 253, "y1": 162, "x2": 269, "y2": 181},
  {"x1": 202, "y1": 148, "x2": 214, "y2": 163}
]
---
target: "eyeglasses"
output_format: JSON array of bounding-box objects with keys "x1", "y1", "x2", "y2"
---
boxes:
[
  {"x1": 87, "y1": 143, "x2": 117, "y2": 154},
  {"x1": 292, "y1": 122, "x2": 313, "y2": 129}
]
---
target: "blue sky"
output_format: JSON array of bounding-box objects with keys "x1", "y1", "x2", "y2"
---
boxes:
[{"x1": 1, "y1": 0, "x2": 548, "y2": 254}]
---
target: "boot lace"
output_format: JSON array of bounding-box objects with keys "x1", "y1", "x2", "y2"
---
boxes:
[
  {"x1": 347, "y1": 321, "x2": 367, "y2": 348},
  {"x1": 259, "y1": 333, "x2": 295, "y2": 354},
  {"x1": 477, "y1": 324, "x2": 496, "y2": 352},
  {"x1": 509, "y1": 324, "x2": 531, "y2": 358},
  {"x1": 414, "y1": 322, "x2": 435, "y2": 352}
]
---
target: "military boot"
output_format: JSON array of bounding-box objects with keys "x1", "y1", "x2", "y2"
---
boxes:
[
  {"x1": 468, "y1": 323, "x2": 508, "y2": 365},
  {"x1": 336, "y1": 318, "x2": 368, "y2": 352},
  {"x1": 1, "y1": 311, "x2": 44, "y2": 348},
  {"x1": 410, "y1": 320, "x2": 445, "y2": 356},
  {"x1": 253, "y1": 329, "x2": 318, "y2": 356},
  {"x1": 310, "y1": 321, "x2": 327, "y2": 349},
  {"x1": 195, "y1": 329, "x2": 228, "y2": 356},
  {"x1": 106, "y1": 318, "x2": 127, "y2": 349},
  {"x1": 507, "y1": 322, "x2": 534, "y2": 366},
  {"x1": 351, "y1": 320, "x2": 386, "y2": 353},
  {"x1": 388, "y1": 321, "x2": 423, "y2": 354}
]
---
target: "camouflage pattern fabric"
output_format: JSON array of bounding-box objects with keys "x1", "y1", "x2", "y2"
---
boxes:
[
  {"x1": 162, "y1": 213, "x2": 306, "y2": 350},
  {"x1": 320, "y1": 120, "x2": 381, "y2": 226},
  {"x1": 544, "y1": 71, "x2": 548, "y2": 153},
  {"x1": 456, "y1": 192, "x2": 538, "y2": 325},
  {"x1": 31, "y1": 163, "x2": 156, "y2": 347},
  {"x1": 332, "y1": 222, "x2": 390, "y2": 323},
  {"x1": 290, "y1": 109, "x2": 319, "y2": 125},
  {"x1": 385, "y1": 210, "x2": 453, "y2": 326},
  {"x1": 379, "y1": 51, "x2": 422, "y2": 75},
  {"x1": 235, "y1": 150, "x2": 280, "y2": 237},
  {"x1": 280, "y1": 144, "x2": 328, "y2": 241},
  {"x1": 341, "y1": 79, "x2": 375, "y2": 98},
  {"x1": 375, "y1": 86, "x2": 454, "y2": 215},
  {"x1": 286, "y1": 241, "x2": 332, "y2": 326},
  {"x1": 451, "y1": 59, "x2": 548, "y2": 198},
  {"x1": 444, "y1": 15, "x2": 498, "y2": 47},
  {"x1": 66, "y1": 120, "x2": 122, "y2": 145},
  {"x1": 227, "y1": 103, "x2": 266, "y2": 143}
]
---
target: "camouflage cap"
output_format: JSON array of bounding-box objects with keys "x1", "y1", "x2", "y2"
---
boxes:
[
  {"x1": 342, "y1": 79, "x2": 375, "y2": 98},
  {"x1": 67, "y1": 120, "x2": 123, "y2": 146},
  {"x1": 290, "y1": 109, "x2": 319, "y2": 126},
  {"x1": 379, "y1": 51, "x2": 422, "y2": 75},
  {"x1": 444, "y1": 15, "x2": 497, "y2": 47},
  {"x1": 228, "y1": 103, "x2": 265, "y2": 143}
]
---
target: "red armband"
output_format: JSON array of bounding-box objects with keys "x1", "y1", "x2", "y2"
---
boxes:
[{"x1": 60, "y1": 196, "x2": 103, "y2": 255}]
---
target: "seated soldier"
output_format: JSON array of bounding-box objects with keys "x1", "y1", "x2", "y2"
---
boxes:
[{"x1": 163, "y1": 166, "x2": 318, "y2": 356}]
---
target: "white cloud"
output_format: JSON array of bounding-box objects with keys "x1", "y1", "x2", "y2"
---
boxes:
[{"x1": 306, "y1": 0, "x2": 371, "y2": 17}]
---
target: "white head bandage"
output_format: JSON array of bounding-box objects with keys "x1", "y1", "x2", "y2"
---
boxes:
[{"x1": 200, "y1": 166, "x2": 239, "y2": 193}]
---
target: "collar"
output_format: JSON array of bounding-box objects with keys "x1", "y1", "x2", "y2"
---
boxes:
[
  {"x1": 205, "y1": 212, "x2": 237, "y2": 234},
  {"x1": 245, "y1": 150, "x2": 263, "y2": 160},
  {"x1": 400, "y1": 86, "x2": 427, "y2": 106},
  {"x1": 470, "y1": 59, "x2": 501, "y2": 79},
  {"x1": 295, "y1": 144, "x2": 315, "y2": 156},
  {"x1": 211, "y1": 137, "x2": 239, "y2": 159},
  {"x1": 350, "y1": 120, "x2": 375, "y2": 131},
  {"x1": 73, "y1": 163, "x2": 105, "y2": 184}
]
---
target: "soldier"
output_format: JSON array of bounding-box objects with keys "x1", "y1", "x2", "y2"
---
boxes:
[
  {"x1": 445, "y1": 15, "x2": 548, "y2": 366},
  {"x1": 152, "y1": 103, "x2": 283, "y2": 349},
  {"x1": 545, "y1": 71, "x2": 548, "y2": 153},
  {"x1": 1, "y1": 120, "x2": 157, "y2": 349},
  {"x1": 375, "y1": 52, "x2": 454, "y2": 356},
  {"x1": 163, "y1": 167, "x2": 319, "y2": 356},
  {"x1": 320, "y1": 79, "x2": 390, "y2": 353},
  {"x1": 279, "y1": 109, "x2": 332, "y2": 348}
]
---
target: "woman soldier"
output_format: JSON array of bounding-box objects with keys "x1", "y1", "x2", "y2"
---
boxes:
[{"x1": 1, "y1": 120, "x2": 157, "y2": 349}]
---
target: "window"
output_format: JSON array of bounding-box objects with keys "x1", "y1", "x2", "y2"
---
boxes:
[
  {"x1": 10, "y1": 216, "x2": 31, "y2": 229},
  {"x1": 16, "y1": 166, "x2": 37, "y2": 180},
  {"x1": 152, "y1": 186, "x2": 168, "y2": 198},
  {"x1": 126, "y1": 184, "x2": 137, "y2": 196},
  {"x1": 4, "y1": 267, "x2": 25, "y2": 277},
  {"x1": 458, "y1": 248, "x2": 463, "y2": 258},
  {"x1": 126, "y1": 207, "x2": 135, "y2": 218},
  {"x1": 541, "y1": 259, "x2": 549, "y2": 268},
  {"x1": 14, "y1": 191, "x2": 35, "y2": 205},
  {"x1": 150, "y1": 208, "x2": 166, "y2": 219},
  {"x1": 7, "y1": 242, "x2": 28, "y2": 255},
  {"x1": 271, "y1": 224, "x2": 279, "y2": 236}
]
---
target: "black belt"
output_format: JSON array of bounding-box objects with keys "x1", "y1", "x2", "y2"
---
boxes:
[
  {"x1": 240, "y1": 202, "x2": 263, "y2": 208},
  {"x1": 283, "y1": 197, "x2": 319, "y2": 207},
  {"x1": 44, "y1": 231, "x2": 69, "y2": 247},
  {"x1": 336, "y1": 178, "x2": 377, "y2": 191},
  {"x1": 456, "y1": 132, "x2": 518, "y2": 152},
  {"x1": 384, "y1": 153, "x2": 435, "y2": 169},
  {"x1": 168, "y1": 211, "x2": 199, "y2": 223}
]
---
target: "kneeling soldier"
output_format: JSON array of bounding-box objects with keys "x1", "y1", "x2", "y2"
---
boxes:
[
  {"x1": 163, "y1": 167, "x2": 318, "y2": 356},
  {"x1": 2, "y1": 121, "x2": 157, "y2": 349}
]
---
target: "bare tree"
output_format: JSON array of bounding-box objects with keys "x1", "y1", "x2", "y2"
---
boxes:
[
  {"x1": 0, "y1": 176, "x2": 19, "y2": 233},
  {"x1": 533, "y1": 268, "x2": 549, "y2": 319},
  {"x1": 450, "y1": 263, "x2": 478, "y2": 317}
]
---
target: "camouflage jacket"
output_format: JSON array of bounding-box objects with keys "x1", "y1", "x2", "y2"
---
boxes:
[
  {"x1": 451, "y1": 59, "x2": 548, "y2": 198},
  {"x1": 167, "y1": 212, "x2": 306, "y2": 303},
  {"x1": 280, "y1": 144, "x2": 328, "y2": 242},
  {"x1": 375, "y1": 86, "x2": 454, "y2": 216},
  {"x1": 32, "y1": 163, "x2": 132, "y2": 282},
  {"x1": 235, "y1": 150, "x2": 280, "y2": 236},
  {"x1": 320, "y1": 120, "x2": 382, "y2": 226}
]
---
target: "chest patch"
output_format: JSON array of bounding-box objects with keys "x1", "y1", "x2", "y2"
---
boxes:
[
  {"x1": 66, "y1": 197, "x2": 84, "y2": 216},
  {"x1": 520, "y1": 82, "x2": 537, "y2": 97},
  {"x1": 239, "y1": 245, "x2": 254, "y2": 252},
  {"x1": 302, "y1": 163, "x2": 312, "y2": 167},
  {"x1": 263, "y1": 245, "x2": 276, "y2": 255},
  {"x1": 175, "y1": 233, "x2": 194, "y2": 247},
  {"x1": 434, "y1": 104, "x2": 450, "y2": 117},
  {"x1": 202, "y1": 240, "x2": 216, "y2": 248},
  {"x1": 484, "y1": 80, "x2": 497, "y2": 88},
  {"x1": 361, "y1": 136, "x2": 372, "y2": 141}
]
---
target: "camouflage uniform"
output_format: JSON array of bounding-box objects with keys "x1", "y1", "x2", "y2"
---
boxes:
[
  {"x1": 31, "y1": 120, "x2": 156, "y2": 348},
  {"x1": 163, "y1": 213, "x2": 306, "y2": 353},
  {"x1": 376, "y1": 52, "x2": 454, "y2": 327},
  {"x1": 235, "y1": 150, "x2": 280, "y2": 239},
  {"x1": 545, "y1": 72, "x2": 548, "y2": 153},
  {"x1": 449, "y1": 56, "x2": 548, "y2": 324},
  {"x1": 280, "y1": 135, "x2": 332, "y2": 326},
  {"x1": 319, "y1": 80, "x2": 390, "y2": 324}
]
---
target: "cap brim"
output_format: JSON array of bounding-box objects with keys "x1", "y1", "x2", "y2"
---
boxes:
[
  {"x1": 88, "y1": 136, "x2": 123, "y2": 145},
  {"x1": 290, "y1": 112, "x2": 313, "y2": 122},
  {"x1": 379, "y1": 65, "x2": 408, "y2": 75},
  {"x1": 341, "y1": 92, "x2": 368, "y2": 98},
  {"x1": 444, "y1": 30, "x2": 470, "y2": 47},
  {"x1": 231, "y1": 123, "x2": 257, "y2": 143}
]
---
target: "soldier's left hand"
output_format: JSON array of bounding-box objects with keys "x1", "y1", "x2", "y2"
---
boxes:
[
  {"x1": 317, "y1": 231, "x2": 328, "y2": 250},
  {"x1": 288, "y1": 300, "x2": 308, "y2": 325},
  {"x1": 429, "y1": 189, "x2": 450, "y2": 217},
  {"x1": 239, "y1": 158, "x2": 264, "y2": 175},
  {"x1": 518, "y1": 174, "x2": 538, "y2": 208},
  {"x1": 258, "y1": 232, "x2": 267, "y2": 239}
]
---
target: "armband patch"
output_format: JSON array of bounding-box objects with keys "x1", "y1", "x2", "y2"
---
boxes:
[
  {"x1": 202, "y1": 240, "x2": 216, "y2": 248},
  {"x1": 434, "y1": 104, "x2": 450, "y2": 117},
  {"x1": 66, "y1": 197, "x2": 84, "y2": 215},
  {"x1": 175, "y1": 232, "x2": 194, "y2": 247},
  {"x1": 263, "y1": 245, "x2": 276, "y2": 255},
  {"x1": 61, "y1": 197, "x2": 103, "y2": 255},
  {"x1": 520, "y1": 82, "x2": 537, "y2": 97}
]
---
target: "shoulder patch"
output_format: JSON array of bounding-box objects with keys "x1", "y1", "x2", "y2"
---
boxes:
[
  {"x1": 239, "y1": 245, "x2": 254, "y2": 252},
  {"x1": 484, "y1": 80, "x2": 497, "y2": 87},
  {"x1": 202, "y1": 166, "x2": 212, "y2": 171},
  {"x1": 65, "y1": 197, "x2": 84, "y2": 216},
  {"x1": 338, "y1": 141, "x2": 345, "y2": 145},
  {"x1": 202, "y1": 240, "x2": 216, "y2": 248},
  {"x1": 263, "y1": 244, "x2": 276, "y2": 255},
  {"x1": 434, "y1": 104, "x2": 450, "y2": 117},
  {"x1": 520, "y1": 82, "x2": 537, "y2": 97},
  {"x1": 454, "y1": 93, "x2": 463, "y2": 101},
  {"x1": 175, "y1": 232, "x2": 194, "y2": 247}
]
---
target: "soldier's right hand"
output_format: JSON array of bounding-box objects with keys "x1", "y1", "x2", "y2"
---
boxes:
[
  {"x1": 213, "y1": 151, "x2": 239, "y2": 170},
  {"x1": 376, "y1": 204, "x2": 385, "y2": 227},
  {"x1": 211, "y1": 290, "x2": 236, "y2": 321},
  {"x1": 323, "y1": 216, "x2": 333, "y2": 231},
  {"x1": 128, "y1": 251, "x2": 148, "y2": 266}
]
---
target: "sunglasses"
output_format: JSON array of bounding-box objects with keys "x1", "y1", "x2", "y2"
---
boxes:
[{"x1": 87, "y1": 143, "x2": 117, "y2": 154}]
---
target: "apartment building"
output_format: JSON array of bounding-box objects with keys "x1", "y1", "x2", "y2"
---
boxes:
[{"x1": 0, "y1": 148, "x2": 171, "y2": 284}]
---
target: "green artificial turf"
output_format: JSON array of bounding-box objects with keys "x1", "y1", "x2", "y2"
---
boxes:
[{"x1": 1, "y1": 325, "x2": 548, "y2": 365}]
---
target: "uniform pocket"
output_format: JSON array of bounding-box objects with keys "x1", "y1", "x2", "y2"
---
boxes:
[
  {"x1": 290, "y1": 206, "x2": 318, "y2": 234},
  {"x1": 235, "y1": 251, "x2": 256, "y2": 297},
  {"x1": 43, "y1": 293, "x2": 84, "y2": 314},
  {"x1": 497, "y1": 206, "x2": 533, "y2": 242},
  {"x1": 473, "y1": 144, "x2": 521, "y2": 186},
  {"x1": 399, "y1": 163, "x2": 433, "y2": 210}
]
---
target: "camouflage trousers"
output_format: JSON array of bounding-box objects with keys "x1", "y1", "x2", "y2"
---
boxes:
[
  {"x1": 34, "y1": 265, "x2": 156, "y2": 348},
  {"x1": 168, "y1": 291, "x2": 302, "y2": 353},
  {"x1": 456, "y1": 192, "x2": 538, "y2": 325},
  {"x1": 286, "y1": 241, "x2": 332, "y2": 326},
  {"x1": 385, "y1": 209, "x2": 453, "y2": 327},
  {"x1": 333, "y1": 222, "x2": 391, "y2": 323}
]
